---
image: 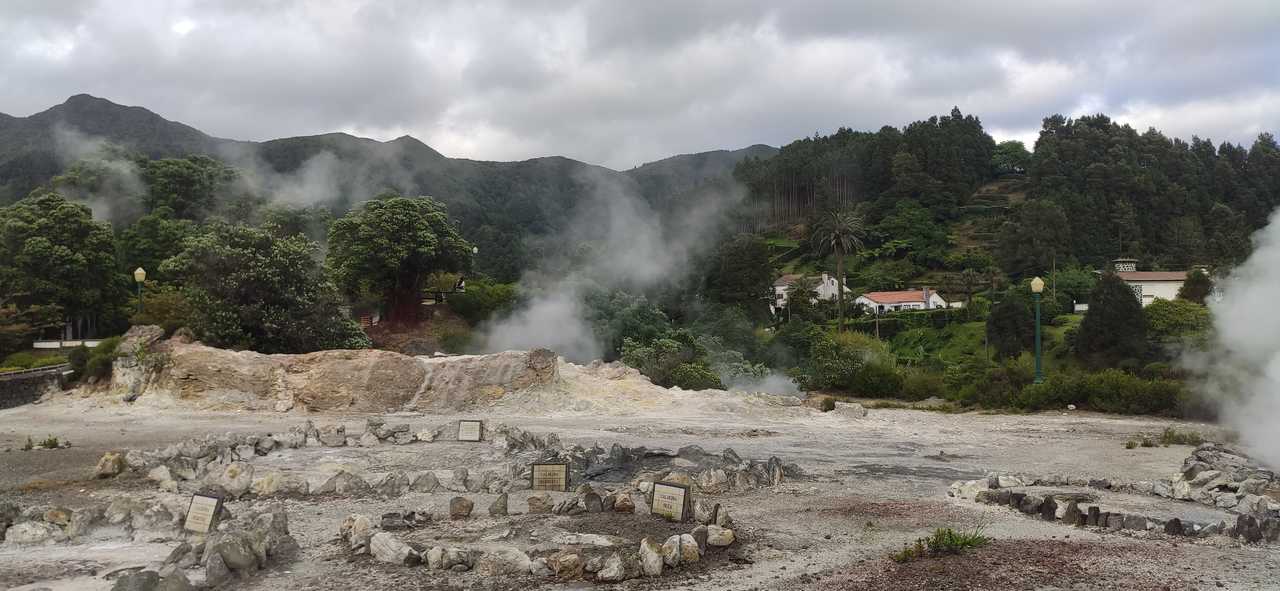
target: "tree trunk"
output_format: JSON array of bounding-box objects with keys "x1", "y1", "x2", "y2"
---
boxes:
[
  {"x1": 385, "y1": 286, "x2": 420, "y2": 326},
  {"x1": 836, "y1": 253, "x2": 846, "y2": 332}
]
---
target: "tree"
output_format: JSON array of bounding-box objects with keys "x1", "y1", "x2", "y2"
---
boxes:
[
  {"x1": 0, "y1": 190, "x2": 128, "y2": 329},
  {"x1": 117, "y1": 207, "x2": 197, "y2": 281},
  {"x1": 992, "y1": 140, "x2": 1031, "y2": 175},
  {"x1": 327, "y1": 195, "x2": 473, "y2": 325},
  {"x1": 448, "y1": 278, "x2": 517, "y2": 324},
  {"x1": 809, "y1": 209, "x2": 866, "y2": 331},
  {"x1": 141, "y1": 156, "x2": 239, "y2": 220},
  {"x1": 784, "y1": 276, "x2": 821, "y2": 321},
  {"x1": 620, "y1": 330, "x2": 722, "y2": 390},
  {"x1": 957, "y1": 268, "x2": 981, "y2": 318},
  {"x1": 703, "y1": 234, "x2": 773, "y2": 313},
  {"x1": 1177, "y1": 269, "x2": 1213, "y2": 304},
  {"x1": 162, "y1": 224, "x2": 369, "y2": 353},
  {"x1": 995, "y1": 200, "x2": 1072, "y2": 277},
  {"x1": 986, "y1": 295, "x2": 1033, "y2": 359},
  {"x1": 875, "y1": 200, "x2": 950, "y2": 267},
  {"x1": 1077, "y1": 273, "x2": 1147, "y2": 366},
  {"x1": 0, "y1": 303, "x2": 63, "y2": 358}
]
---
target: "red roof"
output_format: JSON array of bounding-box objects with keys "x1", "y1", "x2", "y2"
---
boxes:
[
  {"x1": 861, "y1": 290, "x2": 928, "y2": 304},
  {"x1": 773, "y1": 274, "x2": 803, "y2": 287},
  {"x1": 1116, "y1": 271, "x2": 1187, "y2": 282}
]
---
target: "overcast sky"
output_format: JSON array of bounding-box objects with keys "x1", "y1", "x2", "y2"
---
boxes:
[{"x1": 2, "y1": 1, "x2": 1278, "y2": 170}]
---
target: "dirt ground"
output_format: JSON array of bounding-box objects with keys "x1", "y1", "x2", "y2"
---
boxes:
[{"x1": 1, "y1": 389, "x2": 1277, "y2": 591}]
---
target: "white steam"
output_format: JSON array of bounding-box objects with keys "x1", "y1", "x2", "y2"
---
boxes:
[{"x1": 1195, "y1": 209, "x2": 1280, "y2": 468}]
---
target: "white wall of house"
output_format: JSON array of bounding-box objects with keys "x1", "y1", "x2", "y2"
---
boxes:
[
  {"x1": 773, "y1": 273, "x2": 847, "y2": 310},
  {"x1": 1128, "y1": 280, "x2": 1182, "y2": 307},
  {"x1": 853, "y1": 291, "x2": 949, "y2": 314}
]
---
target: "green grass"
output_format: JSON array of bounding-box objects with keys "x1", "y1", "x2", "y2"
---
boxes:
[{"x1": 891, "y1": 527, "x2": 991, "y2": 563}]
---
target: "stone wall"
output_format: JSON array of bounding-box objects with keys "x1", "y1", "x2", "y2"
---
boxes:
[{"x1": 0, "y1": 371, "x2": 61, "y2": 410}]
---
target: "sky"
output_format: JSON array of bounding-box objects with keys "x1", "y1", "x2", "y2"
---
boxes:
[{"x1": 2, "y1": 0, "x2": 1278, "y2": 170}]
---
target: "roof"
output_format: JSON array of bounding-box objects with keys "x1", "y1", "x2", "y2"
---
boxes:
[
  {"x1": 860, "y1": 290, "x2": 935, "y2": 304},
  {"x1": 773, "y1": 274, "x2": 803, "y2": 287},
  {"x1": 1116, "y1": 271, "x2": 1187, "y2": 282}
]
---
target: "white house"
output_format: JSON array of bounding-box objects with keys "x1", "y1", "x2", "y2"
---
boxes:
[
  {"x1": 772, "y1": 273, "x2": 847, "y2": 313},
  {"x1": 1109, "y1": 258, "x2": 1195, "y2": 307},
  {"x1": 854, "y1": 288, "x2": 949, "y2": 314}
]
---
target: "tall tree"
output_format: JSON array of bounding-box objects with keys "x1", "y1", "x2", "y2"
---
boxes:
[
  {"x1": 1077, "y1": 273, "x2": 1147, "y2": 367},
  {"x1": 117, "y1": 207, "x2": 196, "y2": 282},
  {"x1": 986, "y1": 295, "x2": 1033, "y2": 359},
  {"x1": 809, "y1": 209, "x2": 866, "y2": 331},
  {"x1": 327, "y1": 195, "x2": 473, "y2": 325},
  {"x1": 141, "y1": 155, "x2": 239, "y2": 220},
  {"x1": 703, "y1": 233, "x2": 773, "y2": 314},
  {"x1": 991, "y1": 140, "x2": 1031, "y2": 175},
  {"x1": 995, "y1": 199, "x2": 1072, "y2": 277},
  {"x1": 162, "y1": 224, "x2": 369, "y2": 353},
  {"x1": 1177, "y1": 269, "x2": 1214, "y2": 304},
  {"x1": 0, "y1": 190, "x2": 127, "y2": 330}
]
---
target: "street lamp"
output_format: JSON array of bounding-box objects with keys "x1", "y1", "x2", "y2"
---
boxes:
[
  {"x1": 133, "y1": 267, "x2": 146, "y2": 314},
  {"x1": 1030, "y1": 276, "x2": 1045, "y2": 384}
]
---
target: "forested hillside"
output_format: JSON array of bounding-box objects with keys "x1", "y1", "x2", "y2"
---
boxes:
[{"x1": 0, "y1": 95, "x2": 766, "y2": 282}]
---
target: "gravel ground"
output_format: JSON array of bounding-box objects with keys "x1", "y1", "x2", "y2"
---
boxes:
[{"x1": 0, "y1": 392, "x2": 1275, "y2": 590}]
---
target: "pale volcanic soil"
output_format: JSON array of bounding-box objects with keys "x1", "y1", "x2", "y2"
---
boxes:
[{"x1": 0, "y1": 359, "x2": 1277, "y2": 591}]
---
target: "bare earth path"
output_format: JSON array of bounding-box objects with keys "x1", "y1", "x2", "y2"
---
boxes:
[{"x1": 0, "y1": 393, "x2": 1275, "y2": 590}]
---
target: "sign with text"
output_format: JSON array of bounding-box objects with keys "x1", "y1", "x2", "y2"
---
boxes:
[
  {"x1": 651, "y1": 481, "x2": 691, "y2": 522},
  {"x1": 183, "y1": 493, "x2": 223, "y2": 533},
  {"x1": 457, "y1": 420, "x2": 483, "y2": 442},
  {"x1": 530, "y1": 462, "x2": 570, "y2": 492}
]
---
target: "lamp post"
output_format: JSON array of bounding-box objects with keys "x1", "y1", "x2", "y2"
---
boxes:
[
  {"x1": 1030, "y1": 276, "x2": 1045, "y2": 384},
  {"x1": 133, "y1": 267, "x2": 147, "y2": 314}
]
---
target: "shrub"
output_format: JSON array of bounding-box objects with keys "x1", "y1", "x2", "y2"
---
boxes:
[
  {"x1": 83, "y1": 336, "x2": 122, "y2": 381},
  {"x1": 892, "y1": 527, "x2": 990, "y2": 563},
  {"x1": 820, "y1": 397, "x2": 836, "y2": 412},
  {"x1": 954, "y1": 356, "x2": 1033, "y2": 408},
  {"x1": 1159, "y1": 427, "x2": 1205, "y2": 446},
  {"x1": 1017, "y1": 369, "x2": 1184, "y2": 415},
  {"x1": 1, "y1": 352, "x2": 36, "y2": 369},
  {"x1": 1125, "y1": 440, "x2": 1138, "y2": 449},
  {"x1": 438, "y1": 327, "x2": 473, "y2": 353},
  {"x1": 67, "y1": 345, "x2": 90, "y2": 380},
  {"x1": 129, "y1": 287, "x2": 193, "y2": 335},
  {"x1": 901, "y1": 370, "x2": 948, "y2": 401},
  {"x1": 448, "y1": 279, "x2": 518, "y2": 325},
  {"x1": 669, "y1": 363, "x2": 724, "y2": 390},
  {"x1": 851, "y1": 360, "x2": 904, "y2": 398},
  {"x1": 1144, "y1": 298, "x2": 1211, "y2": 345},
  {"x1": 795, "y1": 331, "x2": 899, "y2": 395}
]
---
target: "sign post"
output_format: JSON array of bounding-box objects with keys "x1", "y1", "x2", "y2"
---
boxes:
[
  {"x1": 650, "y1": 481, "x2": 691, "y2": 522},
  {"x1": 183, "y1": 493, "x2": 224, "y2": 534},
  {"x1": 457, "y1": 420, "x2": 483, "y2": 442},
  {"x1": 530, "y1": 462, "x2": 570, "y2": 492}
]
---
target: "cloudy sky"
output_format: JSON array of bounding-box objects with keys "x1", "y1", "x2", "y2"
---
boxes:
[{"x1": 2, "y1": 0, "x2": 1278, "y2": 169}]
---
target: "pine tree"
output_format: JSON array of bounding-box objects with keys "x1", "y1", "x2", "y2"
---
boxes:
[{"x1": 1077, "y1": 273, "x2": 1147, "y2": 367}]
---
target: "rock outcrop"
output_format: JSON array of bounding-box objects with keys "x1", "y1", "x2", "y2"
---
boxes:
[{"x1": 111, "y1": 328, "x2": 558, "y2": 413}]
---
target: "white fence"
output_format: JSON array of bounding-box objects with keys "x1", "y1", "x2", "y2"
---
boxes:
[{"x1": 33, "y1": 340, "x2": 105, "y2": 350}]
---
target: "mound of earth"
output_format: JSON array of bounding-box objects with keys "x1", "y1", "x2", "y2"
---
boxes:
[{"x1": 103, "y1": 326, "x2": 559, "y2": 413}]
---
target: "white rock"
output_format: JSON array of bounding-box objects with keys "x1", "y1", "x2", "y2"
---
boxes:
[
  {"x1": 474, "y1": 546, "x2": 532, "y2": 575},
  {"x1": 706, "y1": 525, "x2": 735, "y2": 547},
  {"x1": 529, "y1": 557, "x2": 552, "y2": 576},
  {"x1": 370, "y1": 532, "x2": 417, "y2": 565},
  {"x1": 3, "y1": 521, "x2": 59, "y2": 545},
  {"x1": 596, "y1": 553, "x2": 628, "y2": 582},
  {"x1": 147, "y1": 465, "x2": 172, "y2": 483},
  {"x1": 639, "y1": 537, "x2": 663, "y2": 577}
]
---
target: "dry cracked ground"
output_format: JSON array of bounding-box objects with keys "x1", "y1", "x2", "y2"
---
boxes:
[{"x1": 1, "y1": 388, "x2": 1278, "y2": 591}]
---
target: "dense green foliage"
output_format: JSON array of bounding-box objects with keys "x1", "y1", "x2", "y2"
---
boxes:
[
  {"x1": 327, "y1": 195, "x2": 473, "y2": 324},
  {"x1": 986, "y1": 296, "x2": 1033, "y2": 359},
  {"x1": 1177, "y1": 269, "x2": 1214, "y2": 304},
  {"x1": 1077, "y1": 274, "x2": 1147, "y2": 366},
  {"x1": 0, "y1": 303, "x2": 63, "y2": 359},
  {"x1": 447, "y1": 278, "x2": 518, "y2": 324},
  {"x1": 163, "y1": 224, "x2": 370, "y2": 353},
  {"x1": 620, "y1": 330, "x2": 723, "y2": 390},
  {"x1": 1144, "y1": 298, "x2": 1211, "y2": 345}
]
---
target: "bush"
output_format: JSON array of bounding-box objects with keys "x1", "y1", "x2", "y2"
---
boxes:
[
  {"x1": 1017, "y1": 369, "x2": 1184, "y2": 415},
  {"x1": 953, "y1": 356, "x2": 1034, "y2": 408},
  {"x1": 851, "y1": 360, "x2": 904, "y2": 398},
  {"x1": 83, "y1": 336, "x2": 122, "y2": 381},
  {"x1": 669, "y1": 363, "x2": 724, "y2": 390},
  {"x1": 901, "y1": 370, "x2": 948, "y2": 401},
  {"x1": 795, "y1": 331, "x2": 898, "y2": 395},
  {"x1": 438, "y1": 327, "x2": 473, "y2": 353},
  {"x1": 29, "y1": 355, "x2": 67, "y2": 368},
  {"x1": 820, "y1": 397, "x2": 836, "y2": 412},
  {"x1": 448, "y1": 279, "x2": 518, "y2": 325},
  {"x1": 129, "y1": 286, "x2": 194, "y2": 336},
  {"x1": 1, "y1": 352, "x2": 36, "y2": 369},
  {"x1": 892, "y1": 527, "x2": 991, "y2": 563},
  {"x1": 67, "y1": 345, "x2": 90, "y2": 380}
]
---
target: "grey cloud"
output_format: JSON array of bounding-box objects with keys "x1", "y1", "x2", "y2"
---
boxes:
[{"x1": 1, "y1": 1, "x2": 1276, "y2": 169}]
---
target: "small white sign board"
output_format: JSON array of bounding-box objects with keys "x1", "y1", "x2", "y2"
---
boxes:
[
  {"x1": 530, "y1": 463, "x2": 570, "y2": 492},
  {"x1": 651, "y1": 481, "x2": 690, "y2": 522},
  {"x1": 457, "y1": 420, "x2": 483, "y2": 442},
  {"x1": 183, "y1": 493, "x2": 223, "y2": 533}
]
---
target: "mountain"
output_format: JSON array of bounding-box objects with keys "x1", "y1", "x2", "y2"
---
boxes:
[{"x1": 0, "y1": 95, "x2": 776, "y2": 280}]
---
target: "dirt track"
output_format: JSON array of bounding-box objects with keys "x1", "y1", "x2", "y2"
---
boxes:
[{"x1": 1, "y1": 389, "x2": 1277, "y2": 590}]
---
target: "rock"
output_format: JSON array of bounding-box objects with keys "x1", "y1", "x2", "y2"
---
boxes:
[
  {"x1": 214, "y1": 462, "x2": 254, "y2": 499},
  {"x1": 1189, "y1": 469, "x2": 1222, "y2": 487},
  {"x1": 1107, "y1": 513, "x2": 1125, "y2": 530},
  {"x1": 1018, "y1": 495, "x2": 1042, "y2": 515},
  {"x1": 450, "y1": 496, "x2": 474, "y2": 519},
  {"x1": 527, "y1": 493, "x2": 553, "y2": 514},
  {"x1": 489, "y1": 493, "x2": 509, "y2": 517},
  {"x1": 3, "y1": 521, "x2": 59, "y2": 544},
  {"x1": 639, "y1": 537, "x2": 663, "y2": 577},
  {"x1": 370, "y1": 532, "x2": 420, "y2": 565},
  {"x1": 318, "y1": 425, "x2": 346, "y2": 446},
  {"x1": 693, "y1": 500, "x2": 718, "y2": 525},
  {"x1": 678, "y1": 533, "x2": 701, "y2": 563},
  {"x1": 707, "y1": 525, "x2": 735, "y2": 546},
  {"x1": 1172, "y1": 479, "x2": 1193, "y2": 500},
  {"x1": 551, "y1": 551, "x2": 584, "y2": 579},
  {"x1": 696, "y1": 469, "x2": 730, "y2": 494},
  {"x1": 43, "y1": 507, "x2": 71, "y2": 526},
  {"x1": 949, "y1": 479, "x2": 988, "y2": 499},
  {"x1": 614, "y1": 494, "x2": 635, "y2": 513},
  {"x1": 1039, "y1": 497, "x2": 1058, "y2": 521},
  {"x1": 1063, "y1": 502, "x2": 1083, "y2": 526},
  {"x1": 410, "y1": 471, "x2": 440, "y2": 492},
  {"x1": 1152, "y1": 480, "x2": 1173, "y2": 498},
  {"x1": 1123, "y1": 514, "x2": 1149, "y2": 530},
  {"x1": 714, "y1": 506, "x2": 734, "y2": 529},
  {"x1": 359, "y1": 432, "x2": 380, "y2": 447},
  {"x1": 375, "y1": 472, "x2": 410, "y2": 497},
  {"x1": 660, "y1": 535, "x2": 682, "y2": 567},
  {"x1": 205, "y1": 550, "x2": 231, "y2": 587},
  {"x1": 474, "y1": 546, "x2": 532, "y2": 575},
  {"x1": 583, "y1": 492, "x2": 604, "y2": 512},
  {"x1": 767, "y1": 456, "x2": 785, "y2": 485},
  {"x1": 315, "y1": 471, "x2": 371, "y2": 495},
  {"x1": 996, "y1": 474, "x2": 1026, "y2": 488},
  {"x1": 664, "y1": 470, "x2": 693, "y2": 487},
  {"x1": 691, "y1": 524, "x2": 709, "y2": 553},
  {"x1": 442, "y1": 547, "x2": 473, "y2": 570},
  {"x1": 212, "y1": 531, "x2": 259, "y2": 572},
  {"x1": 111, "y1": 570, "x2": 160, "y2": 591},
  {"x1": 530, "y1": 557, "x2": 552, "y2": 576},
  {"x1": 425, "y1": 546, "x2": 445, "y2": 569},
  {"x1": 446, "y1": 468, "x2": 470, "y2": 492},
  {"x1": 156, "y1": 569, "x2": 194, "y2": 591},
  {"x1": 96, "y1": 452, "x2": 126, "y2": 478},
  {"x1": 339, "y1": 514, "x2": 374, "y2": 553},
  {"x1": 251, "y1": 472, "x2": 309, "y2": 496},
  {"x1": 1238, "y1": 515, "x2": 1264, "y2": 544},
  {"x1": 597, "y1": 552, "x2": 630, "y2": 582}
]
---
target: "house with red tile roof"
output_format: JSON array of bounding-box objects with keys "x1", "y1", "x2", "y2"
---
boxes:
[{"x1": 853, "y1": 287, "x2": 949, "y2": 314}]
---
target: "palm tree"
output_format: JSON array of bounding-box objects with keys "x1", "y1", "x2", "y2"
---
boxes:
[
  {"x1": 810, "y1": 209, "x2": 866, "y2": 332},
  {"x1": 785, "y1": 275, "x2": 820, "y2": 322},
  {"x1": 958, "y1": 268, "x2": 980, "y2": 318}
]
